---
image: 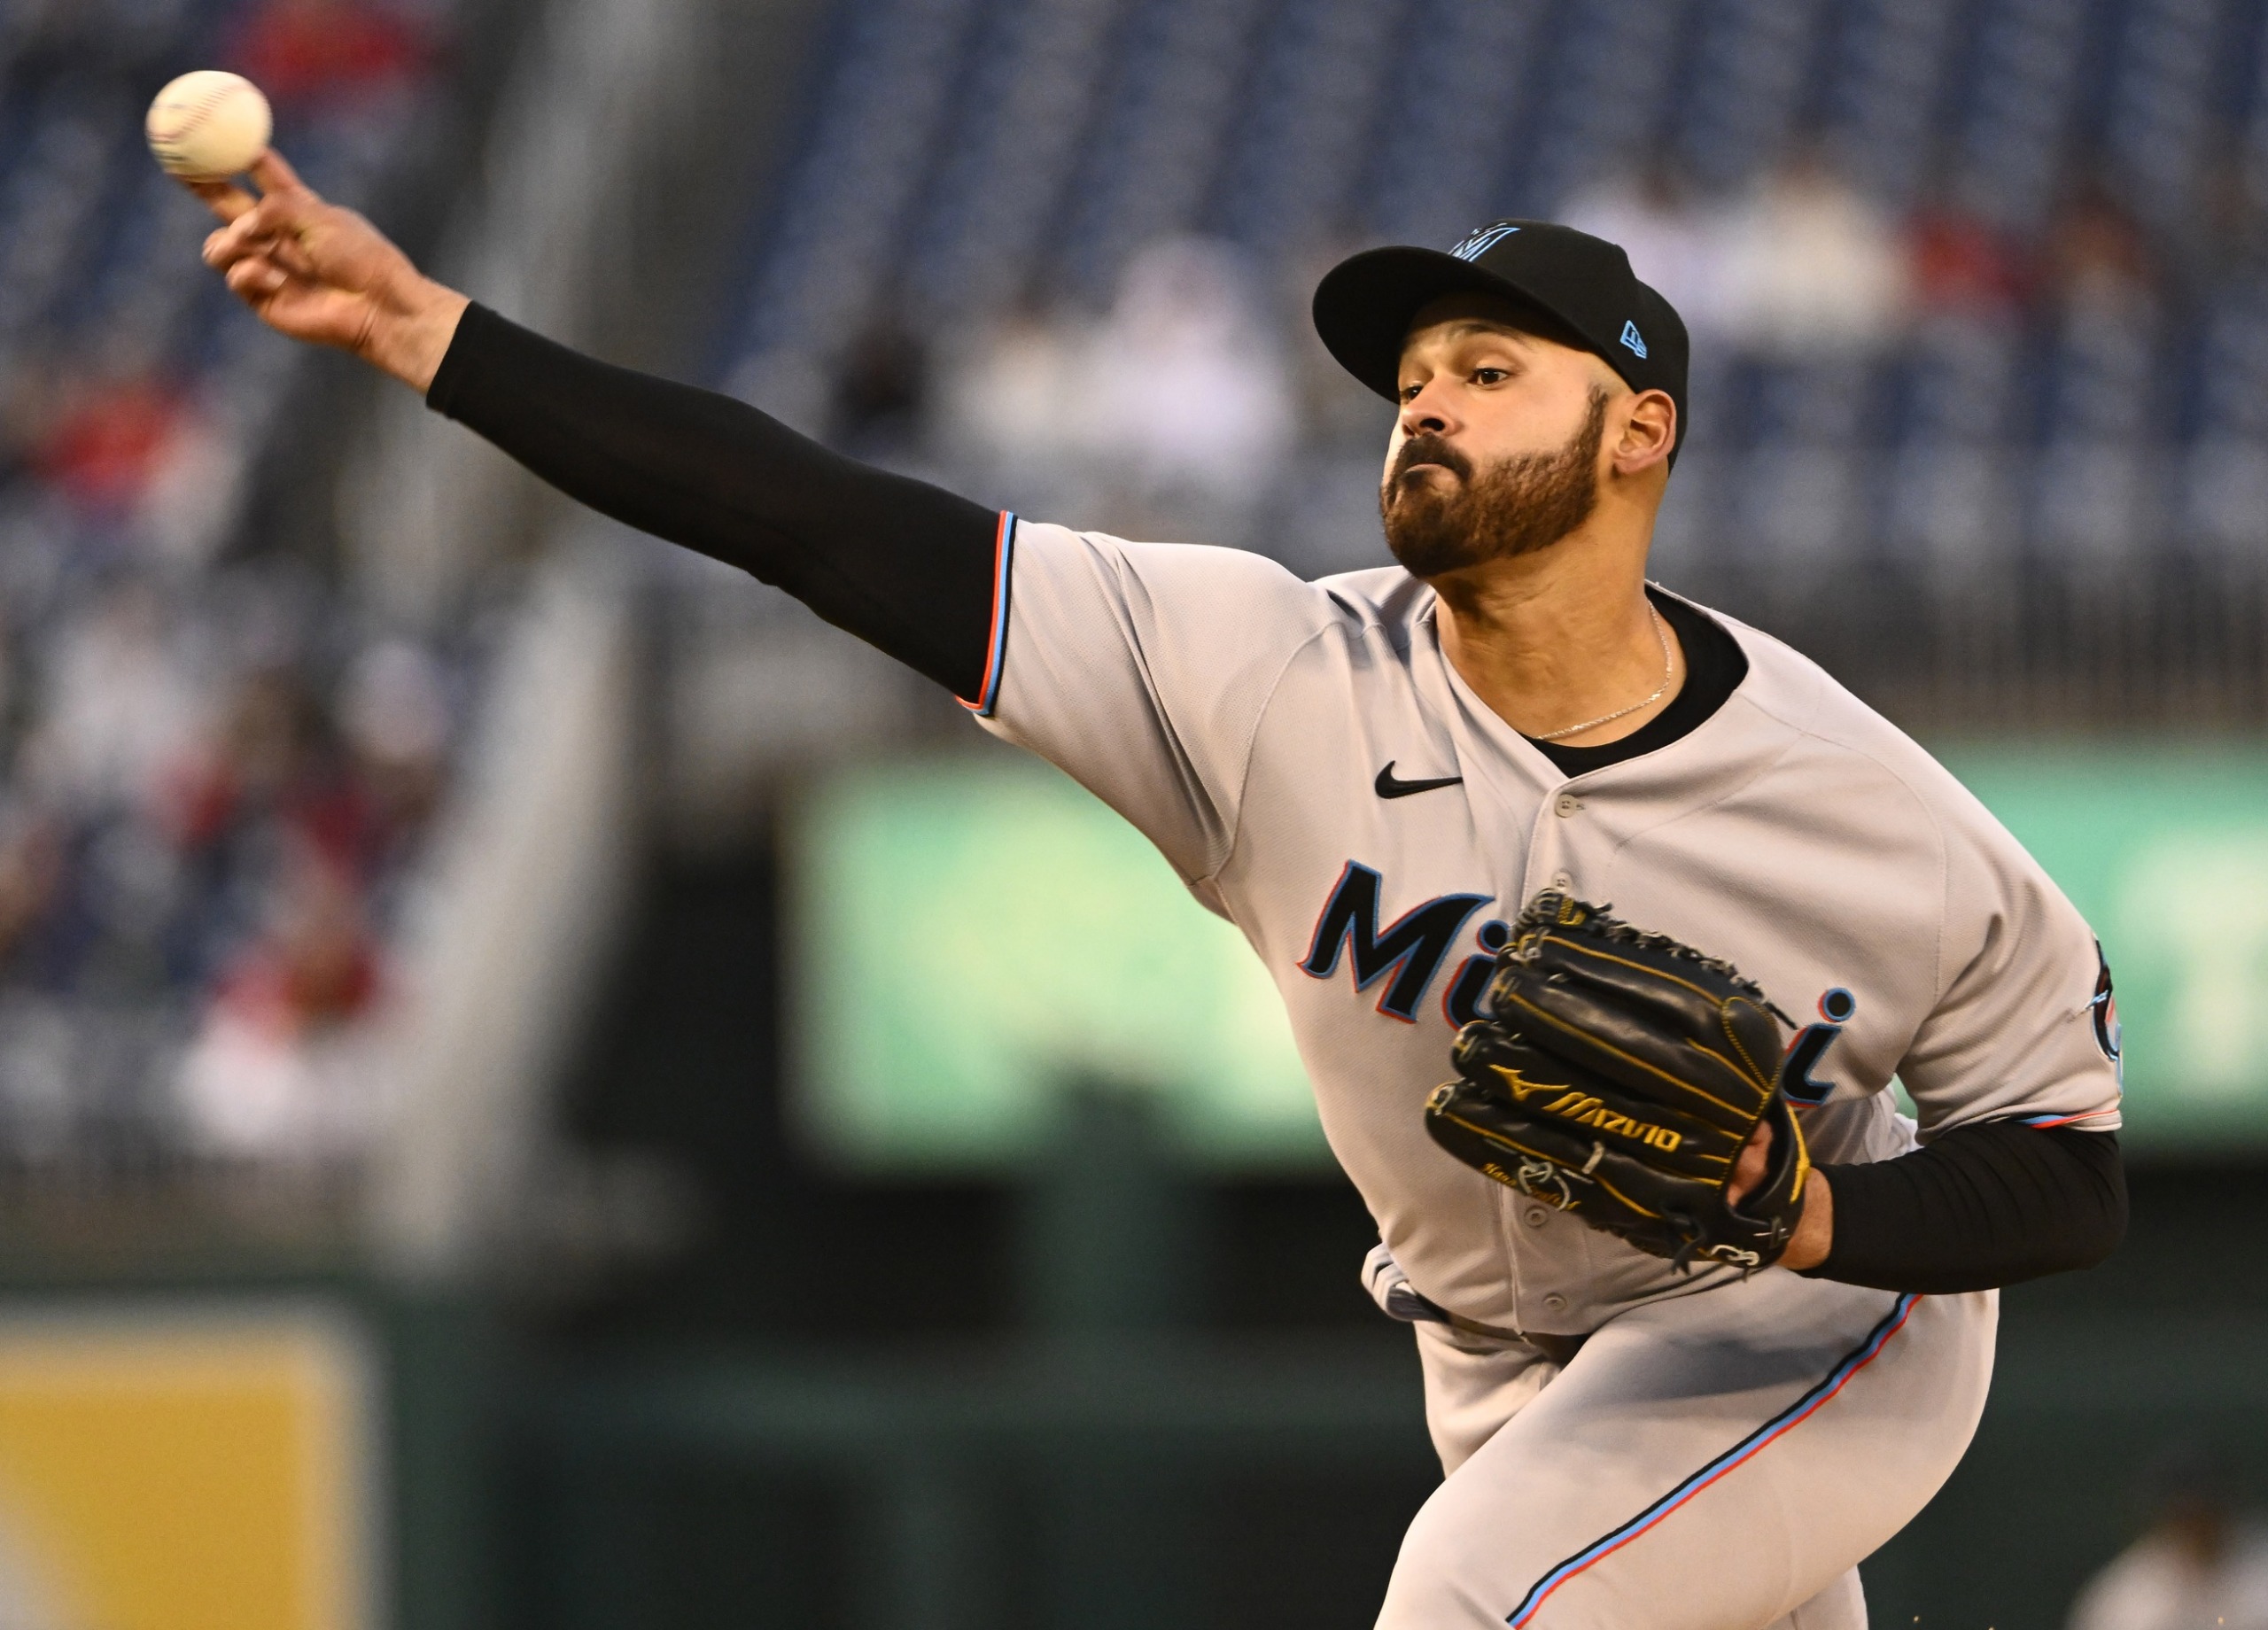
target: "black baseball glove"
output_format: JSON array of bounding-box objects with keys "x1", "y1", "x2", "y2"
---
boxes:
[{"x1": 1425, "y1": 890, "x2": 1811, "y2": 1273}]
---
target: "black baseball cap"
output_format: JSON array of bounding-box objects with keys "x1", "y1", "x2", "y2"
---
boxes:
[{"x1": 1312, "y1": 219, "x2": 1689, "y2": 462}]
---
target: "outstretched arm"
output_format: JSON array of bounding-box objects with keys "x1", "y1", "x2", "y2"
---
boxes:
[{"x1": 190, "y1": 153, "x2": 1007, "y2": 701}]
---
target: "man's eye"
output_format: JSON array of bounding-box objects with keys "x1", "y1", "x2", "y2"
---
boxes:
[
  {"x1": 1472, "y1": 367, "x2": 1508, "y2": 385},
  {"x1": 1400, "y1": 384, "x2": 1423, "y2": 402}
]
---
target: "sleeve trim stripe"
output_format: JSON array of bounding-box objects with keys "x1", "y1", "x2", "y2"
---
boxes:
[{"x1": 957, "y1": 510, "x2": 1016, "y2": 718}]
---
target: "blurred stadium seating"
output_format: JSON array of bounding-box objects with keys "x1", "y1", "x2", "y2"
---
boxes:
[
  {"x1": 715, "y1": 0, "x2": 2268, "y2": 724},
  {"x1": 0, "y1": 0, "x2": 489, "y2": 1246}
]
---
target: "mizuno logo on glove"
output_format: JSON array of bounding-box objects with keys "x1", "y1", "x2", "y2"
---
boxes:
[{"x1": 1539, "y1": 1091, "x2": 1684, "y2": 1153}]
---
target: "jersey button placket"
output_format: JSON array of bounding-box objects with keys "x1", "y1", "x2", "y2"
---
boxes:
[
  {"x1": 1526, "y1": 782, "x2": 1583, "y2": 900},
  {"x1": 1552, "y1": 795, "x2": 1582, "y2": 895}
]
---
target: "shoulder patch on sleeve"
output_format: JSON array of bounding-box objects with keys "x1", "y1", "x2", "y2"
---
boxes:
[{"x1": 2090, "y1": 940, "x2": 2121, "y2": 1080}]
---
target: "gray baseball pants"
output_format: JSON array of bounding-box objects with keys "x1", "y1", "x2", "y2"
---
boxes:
[{"x1": 1376, "y1": 1272, "x2": 1996, "y2": 1629}]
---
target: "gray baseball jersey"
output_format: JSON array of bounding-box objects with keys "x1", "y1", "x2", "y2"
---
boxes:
[
  {"x1": 976, "y1": 518, "x2": 2121, "y2": 1332},
  {"x1": 973, "y1": 517, "x2": 2117, "y2": 1627}
]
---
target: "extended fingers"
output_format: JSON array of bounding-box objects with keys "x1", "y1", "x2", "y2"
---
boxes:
[
  {"x1": 245, "y1": 183, "x2": 322, "y2": 243},
  {"x1": 204, "y1": 213, "x2": 265, "y2": 270},
  {"x1": 184, "y1": 176, "x2": 257, "y2": 223},
  {"x1": 182, "y1": 148, "x2": 313, "y2": 231},
  {"x1": 202, "y1": 189, "x2": 314, "y2": 269},
  {"x1": 249, "y1": 148, "x2": 314, "y2": 200},
  {"x1": 223, "y1": 252, "x2": 289, "y2": 299}
]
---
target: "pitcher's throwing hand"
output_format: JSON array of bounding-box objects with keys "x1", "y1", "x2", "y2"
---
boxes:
[{"x1": 186, "y1": 149, "x2": 467, "y2": 391}]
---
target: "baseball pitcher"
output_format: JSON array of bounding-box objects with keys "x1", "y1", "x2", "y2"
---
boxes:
[{"x1": 187, "y1": 152, "x2": 2125, "y2": 1629}]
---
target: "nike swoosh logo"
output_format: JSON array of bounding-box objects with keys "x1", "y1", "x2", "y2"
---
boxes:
[{"x1": 1375, "y1": 761, "x2": 1464, "y2": 799}]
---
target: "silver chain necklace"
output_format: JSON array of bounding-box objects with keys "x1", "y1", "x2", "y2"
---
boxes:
[{"x1": 1531, "y1": 604, "x2": 1674, "y2": 742}]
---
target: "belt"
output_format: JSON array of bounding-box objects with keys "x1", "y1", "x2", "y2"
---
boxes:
[{"x1": 1444, "y1": 1313, "x2": 1589, "y2": 1368}]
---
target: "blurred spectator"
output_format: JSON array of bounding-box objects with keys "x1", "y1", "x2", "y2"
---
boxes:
[
  {"x1": 22, "y1": 579, "x2": 204, "y2": 816},
  {"x1": 941, "y1": 296, "x2": 1084, "y2": 474},
  {"x1": 162, "y1": 663, "x2": 326, "y2": 852},
  {"x1": 339, "y1": 640, "x2": 452, "y2": 848},
  {"x1": 230, "y1": 0, "x2": 431, "y2": 110},
  {"x1": 941, "y1": 243, "x2": 1296, "y2": 536},
  {"x1": 22, "y1": 369, "x2": 243, "y2": 563},
  {"x1": 1080, "y1": 237, "x2": 1296, "y2": 524},
  {"x1": 832, "y1": 310, "x2": 930, "y2": 457},
  {"x1": 0, "y1": 815, "x2": 64, "y2": 972},
  {"x1": 2067, "y1": 1449, "x2": 2268, "y2": 1630},
  {"x1": 165, "y1": 655, "x2": 431, "y2": 939},
  {"x1": 1907, "y1": 203, "x2": 2032, "y2": 323},
  {"x1": 1561, "y1": 162, "x2": 1734, "y2": 344},
  {"x1": 2046, "y1": 175, "x2": 2158, "y2": 322},
  {"x1": 137, "y1": 408, "x2": 251, "y2": 568},
  {"x1": 1716, "y1": 146, "x2": 1909, "y2": 359},
  {"x1": 0, "y1": 357, "x2": 64, "y2": 490},
  {"x1": 175, "y1": 844, "x2": 392, "y2": 1163},
  {"x1": 30, "y1": 376, "x2": 192, "y2": 516},
  {"x1": 2183, "y1": 151, "x2": 2268, "y2": 293}
]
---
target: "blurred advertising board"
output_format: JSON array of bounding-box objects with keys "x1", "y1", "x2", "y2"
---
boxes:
[
  {"x1": 793, "y1": 754, "x2": 1326, "y2": 1170},
  {"x1": 0, "y1": 1305, "x2": 377, "y2": 1630},
  {"x1": 1936, "y1": 742, "x2": 2268, "y2": 1152},
  {"x1": 795, "y1": 746, "x2": 2268, "y2": 1167}
]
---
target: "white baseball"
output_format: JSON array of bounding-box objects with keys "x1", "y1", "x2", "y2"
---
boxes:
[{"x1": 145, "y1": 71, "x2": 273, "y2": 180}]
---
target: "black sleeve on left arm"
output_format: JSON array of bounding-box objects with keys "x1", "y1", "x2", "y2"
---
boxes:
[
  {"x1": 424, "y1": 303, "x2": 1006, "y2": 700},
  {"x1": 1806, "y1": 1123, "x2": 2125, "y2": 1293}
]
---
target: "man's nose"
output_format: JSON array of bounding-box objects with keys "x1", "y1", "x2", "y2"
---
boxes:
[{"x1": 1398, "y1": 381, "x2": 1458, "y2": 438}]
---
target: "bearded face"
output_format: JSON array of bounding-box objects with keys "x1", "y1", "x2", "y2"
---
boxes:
[{"x1": 1379, "y1": 386, "x2": 1610, "y2": 578}]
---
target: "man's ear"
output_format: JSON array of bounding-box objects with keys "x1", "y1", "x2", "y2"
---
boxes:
[{"x1": 1612, "y1": 389, "x2": 1676, "y2": 476}]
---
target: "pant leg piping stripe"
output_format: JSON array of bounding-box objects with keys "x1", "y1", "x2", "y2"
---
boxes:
[{"x1": 1502, "y1": 1292, "x2": 1922, "y2": 1627}]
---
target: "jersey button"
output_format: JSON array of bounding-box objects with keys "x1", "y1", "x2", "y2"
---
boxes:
[
  {"x1": 1550, "y1": 870, "x2": 1574, "y2": 892},
  {"x1": 1554, "y1": 793, "x2": 1582, "y2": 817},
  {"x1": 1542, "y1": 1293, "x2": 1569, "y2": 1314},
  {"x1": 1524, "y1": 1206, "x2": 1549, "y2": 1227}
]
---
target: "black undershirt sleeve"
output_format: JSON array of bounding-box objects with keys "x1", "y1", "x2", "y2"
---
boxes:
[
  {"x1": 1807, "y1": 1124, "x2": 2126, "y2": 1292},
  {"x1": 425, "y1": 302, "x2": 1004, "y2": 700}
]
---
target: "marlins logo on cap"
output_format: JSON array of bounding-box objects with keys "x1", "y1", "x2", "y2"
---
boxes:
[{"x1": 1449, "y1": 223, "x2": 1521, "y2": 262}]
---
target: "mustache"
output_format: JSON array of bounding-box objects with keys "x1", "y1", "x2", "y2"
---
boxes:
[{"x1": 1389, "y1": 434, "x2": 1473, "y2": 486}]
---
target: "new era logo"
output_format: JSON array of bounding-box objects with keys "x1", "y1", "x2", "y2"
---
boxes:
[
  {"x1": 1619, "y1": 320, "x2": 1648, "y2": 358},
  {"x1": 1449, "y1": 223, "x2": 1519, "y2": 261}
]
